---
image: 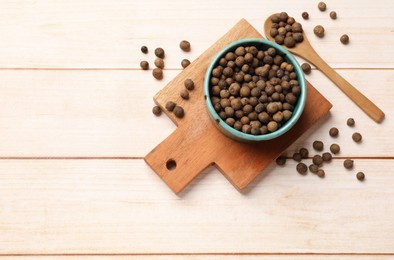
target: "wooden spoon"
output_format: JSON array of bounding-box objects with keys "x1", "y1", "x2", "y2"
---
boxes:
[{"x1": 264, "y1": 14, "x2": 385, "y2": 123}]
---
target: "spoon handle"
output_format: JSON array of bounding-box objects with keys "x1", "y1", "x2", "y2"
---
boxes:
[{"x1": 301, "y1": 48, "x2": 385, "y2": 123}]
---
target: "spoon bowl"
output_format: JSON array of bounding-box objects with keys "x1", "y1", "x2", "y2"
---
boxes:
[{"x1": 264, "y1": 14, "x2": 385, "y2": 123}]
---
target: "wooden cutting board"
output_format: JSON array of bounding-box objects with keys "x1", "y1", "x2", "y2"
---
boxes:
[{"x1": 145, "y1": 19, "x2": 332, "y2": 194}]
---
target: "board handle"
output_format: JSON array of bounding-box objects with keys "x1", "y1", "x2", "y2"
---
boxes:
[{"x1": 144, "y1": 127, "x2": 213, "y2": 194}]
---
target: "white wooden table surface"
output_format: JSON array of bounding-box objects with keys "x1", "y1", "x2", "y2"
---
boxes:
[{"x1": 0, "y1": 0, "x2": 393, "y2": 259}]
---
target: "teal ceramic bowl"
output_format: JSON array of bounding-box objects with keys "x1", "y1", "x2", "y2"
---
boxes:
[{"x1": 204, "y1": 38, "x2": 306, "y2": 142}]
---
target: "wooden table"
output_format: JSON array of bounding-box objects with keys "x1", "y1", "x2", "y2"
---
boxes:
[{"x1": 0, "y1": 1, "x2": 393, "y2": 259}]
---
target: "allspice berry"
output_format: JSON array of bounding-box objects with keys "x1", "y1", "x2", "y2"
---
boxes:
[
  {"x1": 180, "y1": 89, "x2": 189, "y2": 100},
  {"x1": 301, "y1": 63, "x2": 311, "y2": 74},
  {"x1": 347, "y1": 118, "x2": 355, "y2": 126},
  {"x1": 267, "y1": 121, "x2": 278, "y2": 132},
  {"x1": 293, "y1": 33, "x2": 304, "y2": 43},
  {"x1": 301, "y1": 12, "x2": 309, "y2": 20},
  {"x1": 276, "y1": 156, "x2": 286, "y2": 166},
  {"x1": 322, "y1": 152, "x2": 332, "y2": 162},
  {"x1": 314, "y1": 25, "x2": 325, "y2": 38},
  {"x1": 154, "y1": 58, "x2": 164, "y2": 69},
  {"x1": 267, "y1": 102, "x2": 279, "y2": 114},
  {"x1": 330, "y1": 11, "x2": 337, "y2": 19},
  {"x1": 352, "y1": 132, "x2": 362, "y2": 143},
  {"x1": 141, "y1": 45, "x2": 148, "y2": 54},
  {"x1": 356, "y1": 172, "x2": 365, "y2": 181},
  {"x1": 152, "y1": 105, "x2": 162, "y2": 116},
  {"x1": 184, "y1": 79, "x2": 195, "y2": 90},
  {"x1": 296, "y1": 163, "x2": 308, "y2": 175},
  {"x1": 329, "y1": 127, "x2": 339, "y2": 137},
  {"x1": 318, "y1": 2, "x2": 327, "y2": 11},
  {"x1": 140, "y1": 60, "x2": 149, "y2": 70},
  {"x1": 180, "y1": 40, "x2": 191, "y2": 52},
  {"x1": 165, "y1": 101, "x2": 176, "y2": 112},
  {"x1": 309, "y1": 164, "x2": 319, "y2": 173},
  {"x1": 299, "y1": 148, "x2": 309, "y2": 158},
  {"x1": 344, "y1": 159, "x2": 354, "y2": 169},
  {"x1": 317, "y1": 169, "x2": 325, "y2": 178},
  {"x1": 152, "y1": 68, "x2": 163, "y2": 80},
  {"x1": 313, "y1": 140, "x2": 324, "y2": 151},
  {"x1": 275, "y1": 35, "x2": 285, "y2": 45},
  {"x1": 154, "y1": 47, "x2": 165, "y2": 58},
  {"x1": 293, "y1": 152, "x2": 302, "y2": 162},
  {"x1": 312, "y1": 155, "x2": 323, "y2": 166},
  {"x1": 279, "y1": 12, "x2": 289, "y2": 22},
  {"x1": 284, "y1": 36, "x2": 296, "y2": 48},
  {"x1": 181, "y1": 59, "x2": 191, "y2": 68},
  {"x1": 340, "y1": 34, "x2": 350, "y2": 45},
  {"x1": 173, "y1": 106, "x2": 185, "y2": 118},
  {"x1": 330, "y1": 144, "x2": 340, "y2": 154}
]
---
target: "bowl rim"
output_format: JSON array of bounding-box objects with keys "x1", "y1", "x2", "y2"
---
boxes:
[{"x1": 204, "y1": 38, "x2": 307, "y2": 142}]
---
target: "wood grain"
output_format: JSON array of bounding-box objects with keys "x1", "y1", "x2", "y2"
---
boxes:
[
  {"x1": 0, "y1": 0, "x2": 392, "y2": 257},
  {"x1": 0, "y1": 159, "x2": 393, "y2": 254},
  {"x1": 1, "y1": 255, "x2": 393, "y2": 260},
  {"x1": 0, "y1": 70, "x2": 391, "y2": 157},
  {"x1": 0, "y1": 0, "x2": 392, "y2": 68}
]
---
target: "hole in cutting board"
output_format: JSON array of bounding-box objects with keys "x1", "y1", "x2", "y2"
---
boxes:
[{"x1": 166, "y1": 159, "x2": 177, "y2": 171}]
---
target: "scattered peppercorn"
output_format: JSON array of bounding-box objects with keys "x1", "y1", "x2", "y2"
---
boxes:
[
  {"x1": 352, "y1": 132, "x2": 362, "y2": 143},
  {"x1": 293, "y1": 153, "x2": 302, "y2": 162},
  {"x1": 309, "y1": 164, "x2": 319, "y2": 173},
  {"x1": 330, "y1": 143, "x2": 340, "y2": 154},
  {"x1": 173, "y1": 106, "x2": 185, "y2": 118},
  {"x1": 317, "y1": 169, "x2": 325, "y2": 178},
  {"x1": 340, "y1": 34, "x2": 350, "y2": 45},
  {"x1": 184, "y1": 79, "x2": 195, "y2": 90},
  {"x1": 329, "y1": 127, "x2": 339, "y2": 137},
  {"x1": 296, "y1": 162, "x2": 308, "y2": 175},
  {"x1": 152, "y1": 105, "x2": 162, "y2": 116},
  {"x1": 312, "y1": 155, "x2": 323, "y2": 166},
  {"x1": 301, "y1": 12, "x2": 309, "y2": 20},
  {"x1": 181, "y1": 59, "x2": 191, "y2": 68},
  {"x1": 152, "y1": 68, "x2": 163, "y2": 80},
  {"x1": 322, "y1": 152, "x2": 332, "y2": 162},
  {"x1": 314, "y1": 25, "x2": 325, "y2": 38},
  {"x1": 140, "y1": 60, "x2": 149, "y2": 70},
  {"x1": 356, "y1": 172, "x2": 365, "y2": 181},
  {"x1": 299, "y1": 148, "x2": 309, "y2": 158},
  {"x1": 347, "y1": 118, "x2": 355, "y2": 126},
  {"x1": 318, "y1": 2, "x2": 327, "y2": 11},
  {"x1": 154, "y1": 58, "x2": 164, "y2": 69},
  {"x1": 180, "y1": 89, "x2": 189, "y2": 100},
  {"x1": 276, "y1": 156, "x2": 286, "y2": 166},
  {"x1": 301, "y1": 63, "x2": 311, "y2": 74},
  {"x1": 141, "y1": 46, "x2": 148, "y2": 54},
  {"x1": 330, "y1": 11, "x2": 337, "y2": 19},
  {"x1": 313, "y1": 140, "x2": 324, "y2": 151},
  {"x1": 344, "y1": 159, "x2": 354, "y2": 169},
  {"x1": 154, "y1": 47, "x2": 165, "y2": 58},
  {"x1": 180, "y1": 40, "x2": 191, "y2": 52},
  {"x1": 165, "y1": 101, "x2": 176, "y2": 112}
]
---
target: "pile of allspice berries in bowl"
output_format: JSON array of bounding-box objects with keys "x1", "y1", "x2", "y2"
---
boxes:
[{"x1": 204, "y1": 38, "x2": 306, "y2": 142}]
